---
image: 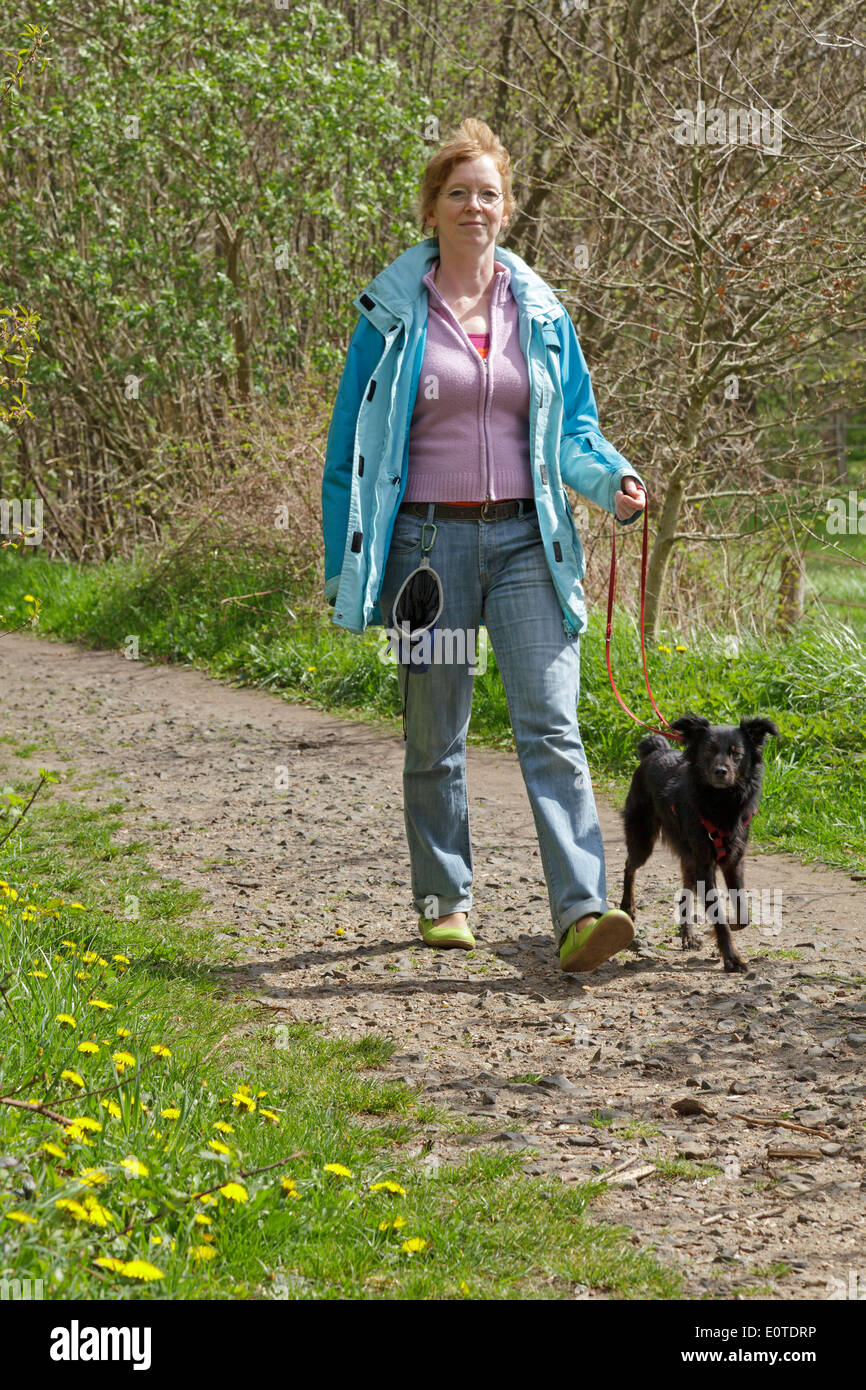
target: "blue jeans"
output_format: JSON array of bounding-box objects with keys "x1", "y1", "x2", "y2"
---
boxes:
[{"x1": 378, "y1": 502, "x2": 610, "y2": 949}]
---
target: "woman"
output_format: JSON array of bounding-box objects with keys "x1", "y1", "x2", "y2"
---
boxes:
[{"x1": 322, "y1": 119, "x2": 647, "y2": 973}]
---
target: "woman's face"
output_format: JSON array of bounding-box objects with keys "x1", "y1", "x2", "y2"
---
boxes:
[{"x1": 428, "y1": 155, "x2": 508, "y2": 257}]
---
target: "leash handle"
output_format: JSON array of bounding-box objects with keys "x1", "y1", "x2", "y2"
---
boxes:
[{"x1": 605, "y1": 503, "x2": 683, "y2": 742}]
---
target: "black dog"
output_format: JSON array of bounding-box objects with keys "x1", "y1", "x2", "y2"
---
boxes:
[{"x1": 620, "y1": 714, "x2": 779, "y2": 973}]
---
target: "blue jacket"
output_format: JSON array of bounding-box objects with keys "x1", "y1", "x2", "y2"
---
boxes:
[{"x1": 322, "y1": 237, "x2": 646, "y2": 637}]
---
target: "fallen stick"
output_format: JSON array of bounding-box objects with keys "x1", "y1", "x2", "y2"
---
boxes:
[
  {"x1": 733, "y1": 1113, "x2": 834, "y2": 1140},
  {"x1": 606, "y1": 1164, "x2": 657, "y2": 1186},
  {"x1": 0, "y1": 1096, "x2": 75, "y2": 1126},
  {"x1": 598, "y1": 1154, "x2": 645, "y2": 1180}
]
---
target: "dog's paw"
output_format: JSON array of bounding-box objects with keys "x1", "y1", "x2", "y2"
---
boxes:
[
  {"x1": 680, "y1": 930, "x2": 702, "y2": 950},
  {"x1": 723, "y1": 954, "x2": 752, "y2": 975}
]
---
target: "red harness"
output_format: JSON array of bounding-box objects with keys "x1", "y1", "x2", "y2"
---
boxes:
[{"x1": 670, "y1": 804, "x2": 755, "y2": 861}]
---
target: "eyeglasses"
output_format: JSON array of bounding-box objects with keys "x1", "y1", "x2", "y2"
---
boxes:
[{"x1": 444, "y1": 188, "x2": 504, "y2": 208}]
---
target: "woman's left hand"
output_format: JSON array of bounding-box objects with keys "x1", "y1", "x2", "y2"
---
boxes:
[{"x1": 614, "y1": 475, "x2": 647, "y2": 521}]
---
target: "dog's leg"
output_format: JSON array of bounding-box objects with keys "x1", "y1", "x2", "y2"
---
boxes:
[
  {"x1": 706, "y1": 864, "x2": 749, "y2": 973},
  {"x1": 620, "y1": 859, "x2": 637, "y2": 919},
  {"x1": 723, "y1": 857, "x2": 749, "y2": 931},
  {"x1": 620, "y1": 806, "x2": 658, "y2": 921},
  {"x1": 676, "y1": 863, "x2": 702, "y2": 950}
]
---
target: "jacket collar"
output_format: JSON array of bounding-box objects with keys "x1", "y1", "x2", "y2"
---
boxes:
[{"x1": 353, "y1": 236, "x2": 563, "y2": 333}]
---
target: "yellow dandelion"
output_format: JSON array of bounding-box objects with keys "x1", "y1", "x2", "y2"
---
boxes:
[
  {"x1": 89, "y1": 999, "x2": 114, "y2": 1011},
  {"x1": 378, "y1": 1215, "x2": 407, "y2": 1232},
  {"x1": 323, "y1": 1163, "x2": 353, "y2": 1178},
  {"x1": 60, "y1": 1070, "x2": 85, "y2": 1088},
  {"x1": 97, "y1": 957, "x2": 109, "y2": 967},
  {"x1": 79, "y1": 1168, "x2": 108, "y2": 1186},
  {"x1": 200, "y1": 1231, "x2": 215, "y2": 1244},
  {"x1": 208, "y1": 1140, "x2": 231, "y2": 1156},
  {"x1": 213, "y1": 1121, "x2": 234, "y2": 1134},
  {"x1": 101, "y1": 1099, "x2": 122, "y2": 1119},
  {"x1": 75, "y1": 971, "x2": 91, "y2": 981},
  {"x1": 55, "y1": 1013, "x2": 76, "y2": 1029},
  {"x1": 83, "y1": 1195, "x2": 113, "y2": 1227},
  {"x1": 5, "y1": 1211, "x2": 37, "y2": 1224},
  {"x1": 55, "y1": 1198, "x2": 89, "y2": 1220},
  {"x1": 60, "y1": 939, "x2": 76, "y2": 950},
  {"x1": 111, "y1": 1051, "x2": 136, "y2": 1069},
  {"x1": 370, "y1": 1180, "x2": 406, "y2": 1195},
  {"x1": 94, "y1": 1257, "x2": 126, "y2": 1272},
  {"x1": 150, "y1": 1044, "x2": 171, "y2": 1058},
  {"x1": 401, "y1": 1237, "x2": 428, "y2": 1253},
  {"x1": 190, "y1": 1245, "x2": 217, "y2": 1262},
  {"x1": 675, "y1": 644, "x2": 688, "y2": 652},
  {"x1": 258, "y1": 1108, "x2": 280, "y2": 1123},
  {"x1": 113, "y1": 954, "x2": 130, "y2": 964},
  {"x1": 116, "y1": 1027, "x2": 132, "y2": 1038},
  {"x1": 77, "y1": 1040, "x2": 99, "y2": 1054},
  {"x1": 81, "y1": 952, "x2": 99, "y2": 964},
  {"x1": 27, "y1": 970, "x2": 48, "y2": 979},
  {"x1": 161, "y1": 1107, "x2": 181, "y2": 1120},
  {"x1": 280, "y1": 1176, "x2": 297, "y2": 1193},
  {"x1": 335, "y1": 927, "x2": 345, "y2": 936},
  {"x1": 39, "y1": 1142, "x2": 65, "y2": 1159},
  {"x1": 194, "y1": 1213, "x2": 213, "y2": 1225},
  {"x1": 68, "y1": 903, "x2": 86, "y2": 910},
  {"x1": 120, "y1": 1157, "x2": 149, "y2": 1179},
  {"x1": 219, "y1": 1182, "x2": 248, "y2": 1203},
  {"x1": 196, "y1": 1192, "x2": 218, "y2": 1206},
  {"x1": 63, "y1": 1123, "x2": 92, "y2": 1144},
  {"x1": 231, "y1": 1090, "x2": 256, "y2": 1112},
  {"x1": 657, "y1": 644, "x2": 671, "y2": 655},
  {"x1": 118, "y1": 1260, "x2": 163, "y2": 1281}
]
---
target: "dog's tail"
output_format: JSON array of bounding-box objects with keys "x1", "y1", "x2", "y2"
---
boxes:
[{"x1": 636, "y1": 733, "x2": 670, "y2": 760}]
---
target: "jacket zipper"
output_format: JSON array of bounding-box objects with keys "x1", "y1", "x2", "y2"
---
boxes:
[{"x1": 482, "y1": 297, "x2": 492, "y2": 501}]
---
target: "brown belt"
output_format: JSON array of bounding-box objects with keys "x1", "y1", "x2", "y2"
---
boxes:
[{"x1": 399, "y1": 498, "x2": 535, "y2": 521}]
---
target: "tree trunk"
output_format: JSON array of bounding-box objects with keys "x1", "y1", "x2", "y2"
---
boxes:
[
  {"x1": 777, "y1": 550, "x2": 805, "y2": 635},
  {"x1": 643, "y1": 467, "x2": 686, "y2": 638}
]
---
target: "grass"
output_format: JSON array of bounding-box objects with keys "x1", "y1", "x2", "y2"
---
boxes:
[
  {"x1": 652, "y1": 1159, "x2": 723, "y2": 1182},
  {"x1": 0, "y1": 783, "x2": 679, "y2": 1301},
  {"x1": 2, "y1": 544, "x2": 865, "y2": 871}
]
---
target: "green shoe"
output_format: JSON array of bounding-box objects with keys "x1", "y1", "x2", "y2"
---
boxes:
[
  {"x1": 559, "y1": 909, "x2": 634, "y2": 973},
  {"x1": 418, "y1": 915, "x2": 475, "y2": 950}
]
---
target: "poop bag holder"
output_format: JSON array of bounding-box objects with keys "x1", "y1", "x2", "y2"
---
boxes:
[{"x1": 386, "y1": 520, "x2": 444, "y2": 740}]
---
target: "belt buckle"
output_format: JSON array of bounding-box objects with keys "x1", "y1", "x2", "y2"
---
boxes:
[{"x1": 480, "y1": 499, "x2": 492, "y2": 521}]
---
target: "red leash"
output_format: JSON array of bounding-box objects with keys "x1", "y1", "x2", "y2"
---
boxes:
[{"x1": 605, "y1": 503, "x2": 683, "y2": 743}]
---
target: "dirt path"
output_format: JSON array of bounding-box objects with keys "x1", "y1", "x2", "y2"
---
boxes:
[{"x1": 3, "y1": 631, "x2": 865, "y2": 1300}]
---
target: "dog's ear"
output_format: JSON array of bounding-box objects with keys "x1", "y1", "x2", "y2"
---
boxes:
[
  {"x1": 670, "y1": 713, "x2": 710, "y2": 744},
  {"x1": 739, "y1": 717, "x2": 779, "y2": 750}
]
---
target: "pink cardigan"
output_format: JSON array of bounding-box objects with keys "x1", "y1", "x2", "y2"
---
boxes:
[{"x1": 402, "y1": 260, "x2": 534, "y2": 502}]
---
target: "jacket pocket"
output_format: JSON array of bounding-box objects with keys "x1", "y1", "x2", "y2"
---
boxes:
[
  {"x1": 387, "y1": 512, "x2": 423, "y2": 555},
  {"x1": 540, "y1": 321, "x2": 561, "y2": 353}
]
